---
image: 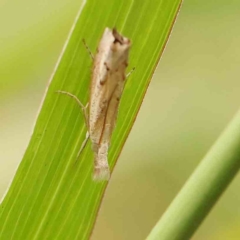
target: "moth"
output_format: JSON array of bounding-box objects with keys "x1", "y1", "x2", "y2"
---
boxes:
[{"x1": 57, "y1": 28, "x2": 132, "y2": 181}]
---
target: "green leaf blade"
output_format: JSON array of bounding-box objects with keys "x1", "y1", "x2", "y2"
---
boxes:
[{"x1": 0, "y1": 0, "x2": 182, "y2": 239}]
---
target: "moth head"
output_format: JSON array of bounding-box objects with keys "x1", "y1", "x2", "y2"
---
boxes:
[
  {"x1": 111, "y1": 28, "x2": 131, "y2": 52},
  {"x1": 100, "y1": 28, "x2": 131, "y2": 71}
]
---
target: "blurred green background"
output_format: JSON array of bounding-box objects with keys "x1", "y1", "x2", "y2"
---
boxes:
[{"x1": 1, "y1": 0, "x2": 240, "y2": 239}]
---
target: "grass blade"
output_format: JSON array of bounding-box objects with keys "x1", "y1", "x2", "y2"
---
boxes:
[{"x1": 0, "y1": 0, "x2": 182, "y2": 239}]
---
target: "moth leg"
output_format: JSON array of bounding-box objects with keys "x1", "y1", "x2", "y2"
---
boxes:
[
  {"x1": 82, "y1": 39, "x2": 94, "y2": 61},
  {"x1": 56, "y1": 90, "x2": 89, "y2": 128},
  {"x1": 76, "y1": 131, "x2": 90, "y2": 159},
  {"x1": 126, "y1": 67, "x2": 136, "y2": 79},
  {"x1": 56, "y1": 90, "x2": 91, "y2": 160}
]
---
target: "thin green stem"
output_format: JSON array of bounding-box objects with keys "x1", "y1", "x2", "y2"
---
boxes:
[{"x1": 147, "y1": 109, "x2": 240, "y2": 240}]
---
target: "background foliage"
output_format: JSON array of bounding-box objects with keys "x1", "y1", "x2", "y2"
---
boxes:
[{"x1": 0, "y1": 0, "x2": 240, "y2": 239}]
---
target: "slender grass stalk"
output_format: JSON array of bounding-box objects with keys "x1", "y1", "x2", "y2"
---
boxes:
[{"x1": 147, "y1": 109, "x2": 240, "y2": 240}]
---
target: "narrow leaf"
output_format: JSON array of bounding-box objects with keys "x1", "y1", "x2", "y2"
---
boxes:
[{"x1": 0, "y1": 0, "x2": 182, "y2": 239}]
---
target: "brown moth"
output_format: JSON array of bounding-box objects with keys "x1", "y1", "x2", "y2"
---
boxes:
[{"x1": 57, "y1": 28, "x2": 131, "y2": 181}]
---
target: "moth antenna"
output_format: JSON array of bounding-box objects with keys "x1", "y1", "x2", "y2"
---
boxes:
[{"x1": 82, "y1": 39, "x2": 94, "y2": 60}]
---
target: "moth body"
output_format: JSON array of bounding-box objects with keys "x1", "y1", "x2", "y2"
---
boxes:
[
  {"x1": 89, "y1": 28, "x2": 131, "y2": 181},
  {"x1": 57, "y1": 28, "x2": 131, "y2": 181}
]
